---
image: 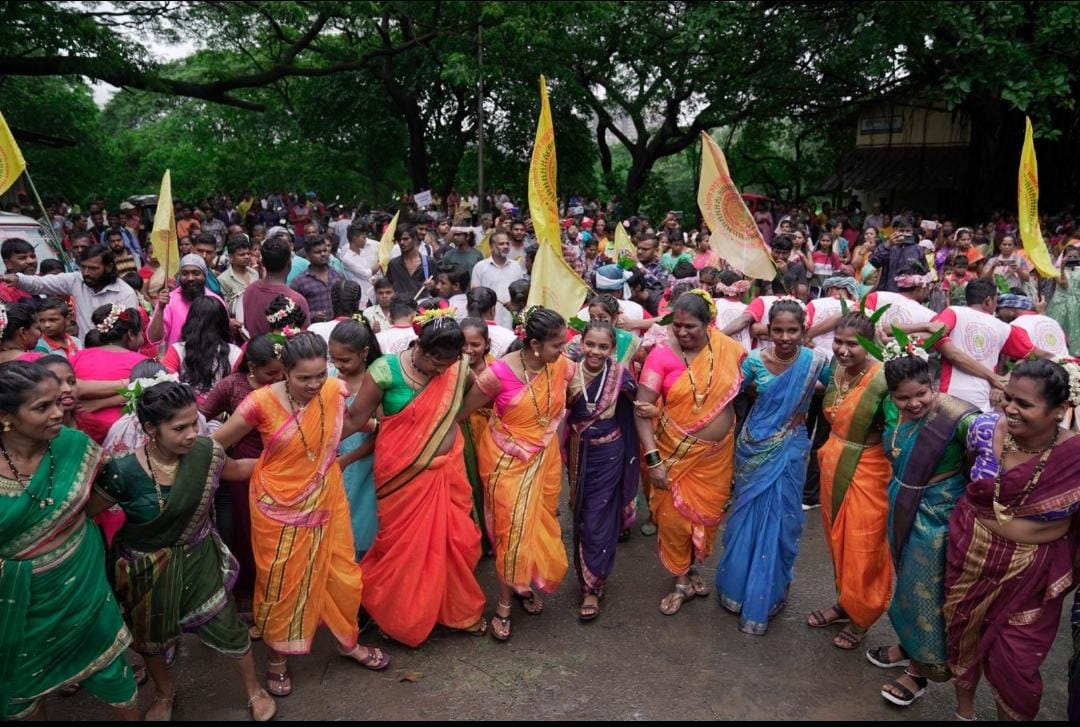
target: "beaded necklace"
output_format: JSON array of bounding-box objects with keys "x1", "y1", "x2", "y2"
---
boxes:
[
  {"x1": 0, "y1": 439, "x2": 55, "y2": 508},
  {"x1": 992, "y1": 429, "x2": 1058, "y2": 525},
  {"x1": 286, "y1": 385, "x2": 326, "y2": 461}
]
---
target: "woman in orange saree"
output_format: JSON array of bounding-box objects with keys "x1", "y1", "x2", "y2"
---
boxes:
[
  {"x1": 634, "y1": 291, "x2": 745, "y2": 615},
  {"x1": 809, "y1": 313, "x2": 893, "y2": 650},
  {"x1": 343, "y1": 311, "x2": 486, "y2": 646},
  {"x1": 459, "y1": 306, "x2": 574, "y2": 641},
  {"x1": 214, "y1": 332, "x2": 388, "y2": 698}
]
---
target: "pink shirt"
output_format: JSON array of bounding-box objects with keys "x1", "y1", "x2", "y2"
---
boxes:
[
  {"x1": 151, "y1": 291, "x2": 227, "y2": 347},
  {"x1": 70, "y1": 348, "x2": 149, "y2": 443}
]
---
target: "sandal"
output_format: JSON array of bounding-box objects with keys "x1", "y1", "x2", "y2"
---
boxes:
[
  {"x1": 807, "y1": 605, "x2": 850, "y2": 628},
  {"x1": 833, "y1": 625, "x2": 868, "y2": 650},
  {"x1": 340, "y1": 644, "x2": 391, "y2": 671},
  {"x1": 248, "y1": 689, "x2": 277, "y2": 722},
  {"x1": 266, "y1": 660, "x2": 292, "y2": 698},
  {"x1": 659, "y1": 582, "x2": 696, "y2": 616},
  {"x1": 463, "y1": 618, "x2": 488, "y2": 637},
  {"x1": 954, "y1": 711, "x2": 977, "y2": 721},
  {"x1": 579, "y1": 594, "x2": 600, "y2": 622},
  {"x1": 881, "y1": 672, "x2": 927, "y2": 707},
  {"x1": 687, "y1": 569, "x2": 709, "y2": 597},
  {"x1": 145, "y1": 694, "x2": 175, "y2": 722},
  {"x1": 866, "y1": 644, "x2": 910, "y2": 669},
  {"x1": 514, "y1": 589, "x2": 544, "y2": 616},
  {"x1": 490, "y1": 602, "x2": 512, "y2": 642}
]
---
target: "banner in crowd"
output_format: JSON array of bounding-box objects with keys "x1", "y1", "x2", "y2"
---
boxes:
[
  {"x1": 611, "y1": 221, "x2": 636, "y2": 261},
  {"x1": 528, "y1": 237, "x2": 589, "y2": 321},
  {"x1": 378, "y1": 210, "x2": 401, "y2": 273},
  {"x1": 477, "y1": 228, "x2": 493, "y2": 258},
  {"x1": 528, "y1": 75, "x2": 561, "y2": 252},
  {"x1": 414, "y1": 189, "x2": 433, "y2": 208},
  {"x1": 1018, "y1": 116, "x2": 1057, "y2": 278},
  {"x1": 150, "y1": 170, "x2": 178, "y2": 281},
  {"x1": 697, "y1": 131, "x2": 776, "y2": 281},
  {"x1": 0, "y1": 110, "x2": 26, "y2": 197}
]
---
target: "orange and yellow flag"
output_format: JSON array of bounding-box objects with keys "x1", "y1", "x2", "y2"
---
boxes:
[
  {"x1": 476, "y1": 228, "x2": 493, "y2": 258},
  {"x1": 1018, "y1": 117, "x2": 1057, "y2": 278},
  {"x1": 150, "y1": 170, "x2": 179, "y2": 281},
  {"x1": 697, "y1": 131, "x2": 776, "y2": 281},
  {"x1": 528, "y1": 75, "x2": 561, "y2": 252},
  {"x1": 527, "y1": 238, "x2": 589, "y2": 321},
  {"x1": 0, "y1": 111, "x2": 27, "y2": 197},
  {"x1": 378, "y1": 211, "x2": 401, "y2": 273}
]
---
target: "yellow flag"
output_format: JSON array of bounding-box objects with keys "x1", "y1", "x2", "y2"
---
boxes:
[
  {"x1": 697, "y1": 132, "x2": 776, "y2": 281},
  {"x1": 0, "y1": 111, "x2": 27, "y2": 197},
  {"x1": 378, "y1": 211, "x2": 400, "y2": 273},
  {"x1": 150, "y1": 170, "x2": 179, "y2": 282},
  {"x1": 1018, "y1": 117, "x2": 1057, "y2": 278},
  {"x1": 611, "y1": 222, "x2": 636, "y2": 261},
  {"x1": 476, "y1": 228, "x2": 493, "y2": 258},
  {"x1": 528, "y1": 75, "x2": 561, "y2": 252},
  {"x1": 527, "y1": 240, "x2": 589, "y2": 321}
]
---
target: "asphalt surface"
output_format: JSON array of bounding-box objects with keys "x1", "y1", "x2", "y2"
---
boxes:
[{"x1": 48, "y1": 495, "x2": 1073, "y2": 721}]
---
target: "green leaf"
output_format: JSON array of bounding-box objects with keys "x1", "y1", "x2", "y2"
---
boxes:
[
  {"x1": 856, "y1": 333, "x2": 883, "y2": 361},
  {"x1": 891, "y1": 325, "x2": 910, "y2": 348},
  {"x1": 568, "y1": 316, "x2": 587, "y2": 333},
  {"x1": 867, "y1": 303, "x2": 891, "y2": 326}
]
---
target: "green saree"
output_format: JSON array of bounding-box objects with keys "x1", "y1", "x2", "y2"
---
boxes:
[
  {"x1": 98, "y1": 436, "x2": 249, "y2": 657},
  {"x1": 0, "y1": 427, "x2": 134, "y2": 718}
]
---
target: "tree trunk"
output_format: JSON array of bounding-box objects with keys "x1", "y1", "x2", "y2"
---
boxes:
[{"x1": 623, "y1": 152, "x2": 651, "y2": 214}]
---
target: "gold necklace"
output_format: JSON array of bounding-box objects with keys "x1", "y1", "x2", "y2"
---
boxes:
[
  {"x1": 888, "y1": 397, "x2": 937, "y2": 458},
  {"x1": 768, "y1": 346, "x2": 798, "y2": 365},
  {"x1": 992, "y1": 430, "x2": 1058, "y2": 524},
  {"x1": 831, "y1": 364, "x2": 868, "y2": 417},
  {"x1": 286, "y1": 385, "x2": 325, "y2": 461},
  {"x1": 143, "y1": 444, "x2": 172, "y2": 510},
  {"x1": 520, "y1": 352, "x2": 552, "y2": 426},
  {"x1": 681, "y1": 341, "x2": 714, "y2": 411}
]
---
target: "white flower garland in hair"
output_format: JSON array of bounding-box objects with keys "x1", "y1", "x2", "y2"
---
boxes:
[
  {"x1": 96, "y1": 303, "x2": 125, "y2": 334},
  {"x1": 1052, "y1": 356, "x2": 1080, "y2": 407},
  {"x1": 881, "y1": 340, "x2": 929, "y2": 363},
  {"x1": 119, "y1": 372, "x2": 180, "y2": 414},
  {"x1": 266, "y1": 298, "x2": 297, "y2": 325}
]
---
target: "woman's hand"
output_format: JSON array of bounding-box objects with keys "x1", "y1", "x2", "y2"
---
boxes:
[
  {"x1": 647, "y1": 462, "x2": 669, "y2": 491},
  {"x1": 633, "y1": 401, "x2": 660, "y2": 419}
]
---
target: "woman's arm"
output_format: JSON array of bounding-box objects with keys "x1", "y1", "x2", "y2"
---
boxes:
[
  {"x1": 343, "y1": 373, "x2": 383, "y2": 439},
  {"x1": 221, "y1": 457, "x2": 257, "y2": 481},
  {"x1": 77, "y1": 378, "x2": 128, "y2": 400},
  {"x1": 457, "y1": 381, "x2": 495, "y2": 422},
  {"x1": 721, "y1": 312, "x2": 754, "y2": 338},
  {"x1": 77, "y1": 394, "x2": 127, "y2": 413},
  {"x1": 212, "y1": 411, "x2": 256, "y2": 449},
  {"x1": 633, "y1": 385, "x2": 667, "y2": 490},
  {"x1": 85, "y1": 490, "x2": 114, "y2": 519}
]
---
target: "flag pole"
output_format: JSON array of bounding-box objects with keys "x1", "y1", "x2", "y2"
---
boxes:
[{"x1": 23, "y1": 168, "x2": 68, "y2": 265}]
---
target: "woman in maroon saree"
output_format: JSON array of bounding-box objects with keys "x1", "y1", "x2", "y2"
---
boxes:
[
  {"x1": 944, "y1": 358, "x2": 1080, "y2": 721},
  {"x1": 565, "y1": 321, "x2": 639, "y2": 621}
]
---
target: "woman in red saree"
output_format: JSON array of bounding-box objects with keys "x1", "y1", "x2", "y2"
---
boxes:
[
  {"x1": 343, "y1": 310, "x2": 486, "y2": 646},
  {"x1": 213, "y1": 332, "x2": 388, "y2": 698},
  {"x1": 459, "y1": 306, "x2": 574, "y2": 641},
  {"x1": 945, "y1": 358, "x2": 1080, "y2": 720}
]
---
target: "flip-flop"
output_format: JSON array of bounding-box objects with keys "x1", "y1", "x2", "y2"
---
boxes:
[
  {"x1": 489, "y1": 612, "x2": 511, "y2": 642},
  {"x1": 659, "y1": 583, "x2": 695, "y2": 616},
  {"x1": 340, "y1": 645, "x2": 391, "y2": 671},
  {"x1": 833, "y1": 626, "x2": 868, "y2": 650},
  {"x1": 579, "y1": 596, "x2": 600, "y2": 621},
  {"x1": 514, "y1": 590, "x2": 544, "y2": 615},
  {"x1": 266, "y1": 661, "x2": 292, "y2": 698}
]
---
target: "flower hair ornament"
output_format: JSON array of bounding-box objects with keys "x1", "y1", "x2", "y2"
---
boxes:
[
  {"x1": 412, "y1": 300, "x2": 457, "y2": 335},
  {"x1": 716, "y1": 279, "x2": 751, "y2": 298},
  {"x1": 513, "y1": 305, "x2": 543, "y2": 340},
  {"x1": 857, "y1": 324, "x2": 945, "y2": 364},
  {"x1": 1052, "y1": 356, "x2": 1080, "y2": 407},
  {"x1": 773, "y1": 295, "x2": 807, "y2": 311},
  {"x1": 118, "y1": 371, "x2": 180, "y2": 414},
  {"x1": 266, "y1": 297, "x2": 297, "y2": 325},
  {"x1": 686, "y1": 288, "x2": 718, "y2": 318},
  {"x1": 96, "y1": 303, "x2": 131, "y2": 335}
]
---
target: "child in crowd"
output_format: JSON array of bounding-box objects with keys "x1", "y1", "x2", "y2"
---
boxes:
[
  {"x1": 38, "y1": 354, "x2": 78, "y2": 428},
  {"x1": 34, "y1": 298, "x2": 81, "y2": 357},
  {"x1": 943, "y1": 254, "x2": 977, "y2": 306},
  {"x1": 811, "y1": 233, "x2": 843, "y2": 289},
  {"x1": 362, "y1": 277, "x2": 395, "y2": 333},
  {"x1": 698, "y1": 266, "x2": 720, "y2": 296}
]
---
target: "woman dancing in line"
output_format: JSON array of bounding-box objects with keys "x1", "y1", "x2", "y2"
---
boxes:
[
  {"x1": 89, "y1": 380, "x2": 276, "y2": 721},
  {"x1": 344, "y1": 309, "x2": 486, "y2": 646},
  {"x1": 945, "y1": 358, "x2": 1080, "y2": 721},
  {"x1": 634, "y1": 290, "x2": 745, "y2": 615},
  {"x1": 861, "y1": 341, "x2": 979, "y2": 708},
  {"x1": 566, "y1": 320, "x2": 639, "y2": 621},
  {"x1": 0, "y1": 362, "x2": 138, "y2": 721},
  {"x1": 715, "y1": 299, "x2": 830, "y2": 635},
  {"x1": 459, "y1": 317, "x2": 495, "y2": 554},
  {"x1": 213, "y1": 332, "x2": 388, "y2": 698},
  {"x1": 808, "y1": 313, "x2": 893, "y2": 650},
  {"x1": 459, "y1": 306, "x2": 574, "y2": 640}
]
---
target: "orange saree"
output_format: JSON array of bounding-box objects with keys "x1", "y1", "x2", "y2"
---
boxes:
[
  {"x1": 477, "y1": 355, "x2": 574, "y2": 592},
  {"x1": 237, "y1": 379, "x2": 361, "y2": 655},
  {"x1": 361, "y1": 358, "x2": 485, "y2": 647},
  {"x1": 641, "y1": 330, "x2": 744, "y2": 576},
  {"x1": 817, "y1": 362, "x2": 893, "y2": 628}
]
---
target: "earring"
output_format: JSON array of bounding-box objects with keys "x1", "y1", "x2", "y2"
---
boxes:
[{"x1": 2, "y1": 421, "x2": 10, "y2": 432}]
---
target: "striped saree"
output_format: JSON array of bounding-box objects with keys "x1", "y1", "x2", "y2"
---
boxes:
[
  {"x1": 238, "y1": 379, "x2": 361, "y2": 655},
  {"x1": 361, "y1": 358, "x2": 485, "y2": 647},
  {"x1": 817, "y1": 362, "x2": 893, "y2": 629}
]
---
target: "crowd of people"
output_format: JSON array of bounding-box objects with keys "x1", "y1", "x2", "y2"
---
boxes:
[{"x1": 1, "y1": 188, "x2": 1079, "y2": 722}]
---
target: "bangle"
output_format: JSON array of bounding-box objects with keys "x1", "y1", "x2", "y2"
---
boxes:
[{"x1": 645, "y1": 450, "x2": 662, "y2": 468}]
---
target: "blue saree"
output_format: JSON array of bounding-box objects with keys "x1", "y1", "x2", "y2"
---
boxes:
[
  {"x1": 340, "y1": 393, "x2": 378, "y2": 559},
  {"x1": 716, "y1": 347, "x2": 828, "y2": 635}
]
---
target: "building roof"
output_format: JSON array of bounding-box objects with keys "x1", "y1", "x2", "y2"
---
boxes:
[{"x1": 822, "y1": 146, "x2": 969, "y2": 192}]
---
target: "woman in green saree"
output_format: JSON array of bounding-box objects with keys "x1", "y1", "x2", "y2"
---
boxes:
[
  {"x1": 88, "y1": 380, "x2": 276, "y2": 722},
  {"x1": 0, "y1": 361, "x2": 138, "y2": 721}
]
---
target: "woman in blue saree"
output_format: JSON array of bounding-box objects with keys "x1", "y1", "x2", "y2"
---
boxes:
[
  {"x1": 565, "y1": 320, "x2": 639, "y2": 621},
  {"x1": 716, "y1": 299, "x2": 830, "y2": 635}
]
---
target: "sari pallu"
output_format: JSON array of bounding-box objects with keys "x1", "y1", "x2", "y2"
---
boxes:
[
  {"x1": 478, "y1": 355, "x2": 573, "y2": 592},
  {"x1": 566, "y1": 360, "x2": 639, "y2": 594},
  {"x1": 817, "y1": 363, "x2": 892, "y2": 629},
  {"x1": 108, "y1": 438, "x2": 247, "y2": 657},
  {"x1": 716, "y1": 348, "x2": 827, "y2": 635},
  {"x1": 649, "y1": 331, "x2": 744, "y2": 577},
  {"x1": 239, "y1": 380, "x2": 361, "y2": 655},
  {"x1": 362, "y1": 359, "x2": 485, "y2": 647},
  {"x1": 885, "y1": 395, "x2": 976, "y2": 680},
  {"x1": 1, "y1": 428, "x2": 134, "y2": 718},
  {"x1": 944, "y1": 435, "x2": 1080, "y2": 720}
]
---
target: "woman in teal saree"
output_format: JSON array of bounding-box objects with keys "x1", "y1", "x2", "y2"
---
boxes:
[
  {"x1": 0, "y1": 362, "x2": 138, "y2": 720},
  {"x1": 88, "y1": 380, "x2": 275, "y2": 721}
]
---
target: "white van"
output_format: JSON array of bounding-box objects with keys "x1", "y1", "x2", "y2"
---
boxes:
[{"x1": 0, "y1": 212, "x2": 63, "y2": 267}]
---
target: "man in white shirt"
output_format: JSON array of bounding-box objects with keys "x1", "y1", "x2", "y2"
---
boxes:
[
  {"x1": 375, "y1": 295, "x2": 419, "y2": 353},
  {"x1": 338, "y1": 222, "x2": 380, "y2": 308},
  {"x1": 330, "y1": 209, "x2": 354, "y2": 248},
  {"x1": 997, "y1": 293, "x2": 1069, "y2": 357},
  {"x1": 471, "y1": 232, "x2": 524, "y2": 329}
]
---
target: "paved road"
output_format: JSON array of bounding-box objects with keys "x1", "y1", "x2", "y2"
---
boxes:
[{"x1": 50, "y1": 500, "x2": 1072, "y2": 721}]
